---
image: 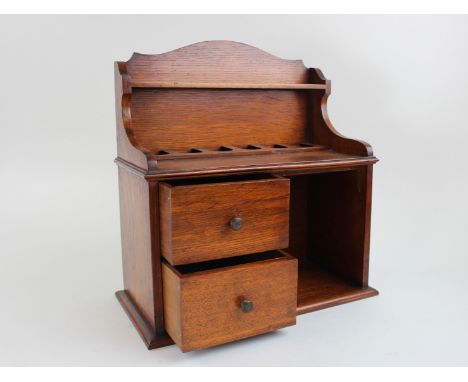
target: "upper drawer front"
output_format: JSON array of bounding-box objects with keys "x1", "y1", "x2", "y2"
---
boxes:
[{"x1": 159, "y1": 176, "x2": 290, "y2": 265}]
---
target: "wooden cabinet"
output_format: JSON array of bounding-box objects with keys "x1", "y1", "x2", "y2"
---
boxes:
[{"x1": 114, "y1": 41, "x2": 379, "y2": 352}]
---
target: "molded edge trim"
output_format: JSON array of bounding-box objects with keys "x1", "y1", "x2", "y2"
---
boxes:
[
  {"x1": 114, "y1": 156, "x2": 378, "y2": 180},
  {"x1": 297, "y1": 287, "x2": 379, "y2": 315},
  {"x1": 115, "y1": 290, "x2": 174, "y2": 350}
]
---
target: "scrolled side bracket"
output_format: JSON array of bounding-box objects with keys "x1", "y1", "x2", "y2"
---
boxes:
[
  {"x1": 115, "y1": 61, "x2": 155, "y2": 170},
  {"x1": 308, "y1": 68, "x2": 374, "y2": 157}
]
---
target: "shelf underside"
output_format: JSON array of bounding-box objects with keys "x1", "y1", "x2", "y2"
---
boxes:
[{"x1": 297, "y1": 261, "x2": 378, "y2": 315}]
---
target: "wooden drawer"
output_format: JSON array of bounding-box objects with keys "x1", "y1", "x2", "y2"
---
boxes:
[
  {"x1": 159, "y1": 175, "x2": 290, "y2": 265},
  {"x1": 162, "y1": 251, "x2": 298, "y2": 352}
]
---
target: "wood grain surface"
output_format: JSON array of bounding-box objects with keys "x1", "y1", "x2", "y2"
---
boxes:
[
  {"x1": 159, "y1": 176, "x2": 290, "y2": 265},
  {"x1": 159, "y1": 178, "x2": 289, "y2": 264},
  {"x1": 130, "y1": 89, "x2": 307, "y2": 153},
  {"x1": 116, "y1": 290, "x2": 174, "y2": 349},
  {"x1": 117, "y1": 168, "x2": 168, "y2": 344},
  {"x1": 126, "y1": 40, "x2": 308, "y2": 84},
  {"x1": 114, "y1": 41, "x2": 378, "y2": 351},
  {"x1": 296, "y1": 261, "x2": 378, "y2": 315},
  {"x1": 118, "y1": 168, "x2": 157, "y2": 328},
  {"x1": 162, "y1": 251, "x2": 298, "y2": 352},
  {"x1": 307, "y1": 168, "x2": 372, "y2": 286}
]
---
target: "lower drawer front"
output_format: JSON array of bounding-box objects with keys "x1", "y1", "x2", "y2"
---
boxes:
[{"x1": 162, "y1": 252, "x2": 298, "y2": 352}]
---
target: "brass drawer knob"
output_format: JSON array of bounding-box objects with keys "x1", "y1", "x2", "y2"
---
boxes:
[
  {"x1": 240, "y1": 299, "x2": 253, "y2": 313},
  {"x1": 229, "y1": 217, "x2": 244, "y2": 231}
]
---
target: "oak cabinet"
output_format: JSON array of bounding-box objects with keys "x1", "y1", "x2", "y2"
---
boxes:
[{"x1": 115, "y1": 41, "x2": 378, "y2": 352}]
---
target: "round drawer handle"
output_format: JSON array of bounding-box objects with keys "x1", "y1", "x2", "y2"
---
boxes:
[
  {"x1": 240, "y1": 299, "x2": 253, "y2": 313},
  {"x1": 229, "y1": 217, "x2": 244, "y2": 231}
]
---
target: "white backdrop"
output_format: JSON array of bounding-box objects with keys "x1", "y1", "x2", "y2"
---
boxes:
[{"x1": 1, "y1": 15, "x2": 467, "y2": 366}]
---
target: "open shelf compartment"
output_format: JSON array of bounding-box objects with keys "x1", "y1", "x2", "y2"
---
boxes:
[
  {"x1": 296, "y1": 261, "x2": 378, "y2": 314},
  {"x1": 286, "y1": 169, "x2": 378, "y2": 314}
]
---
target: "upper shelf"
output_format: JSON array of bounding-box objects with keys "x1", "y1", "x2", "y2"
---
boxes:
[
  {"x1": 115, "y1": 41, "x2": 376, "y2": 172},
  {"x1": 130, "y1": 82, "x2": 328, "y2": 90}
]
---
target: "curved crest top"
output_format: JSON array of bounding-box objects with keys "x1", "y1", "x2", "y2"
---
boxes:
[{"x1": 125, "y1": 40, "x2": 308, "y2": 84}]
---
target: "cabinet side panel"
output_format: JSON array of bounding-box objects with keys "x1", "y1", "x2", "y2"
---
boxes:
[
  {"x1": 118, "y1": 167, "x2": 155, "y2": 328},
  {"x1": 361, "y1": 165, "x2": 373, "y2": 286},
  {"x1": 287, "y1": 175, "x2": 312, "y2": 262}
]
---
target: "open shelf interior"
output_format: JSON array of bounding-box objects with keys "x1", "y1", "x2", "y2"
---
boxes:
[
  {"x1": 286, "y1": 170, "x2": 378, "y2": 314},
  {"x1": 296, "y1": 260, "x2": 377, "y2": 314}
]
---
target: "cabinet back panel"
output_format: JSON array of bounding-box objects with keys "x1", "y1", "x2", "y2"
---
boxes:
[
  {"x1": 126, "y1": 41, "x2": 308, "y2": 84},
  {"x1": 130, "y1": 89, "x2": 307, "y2": 153}
]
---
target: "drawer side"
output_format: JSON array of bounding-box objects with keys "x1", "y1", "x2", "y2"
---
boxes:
[{"x1": 162, "y1": 263, "x2": 183, "y2": 347}]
